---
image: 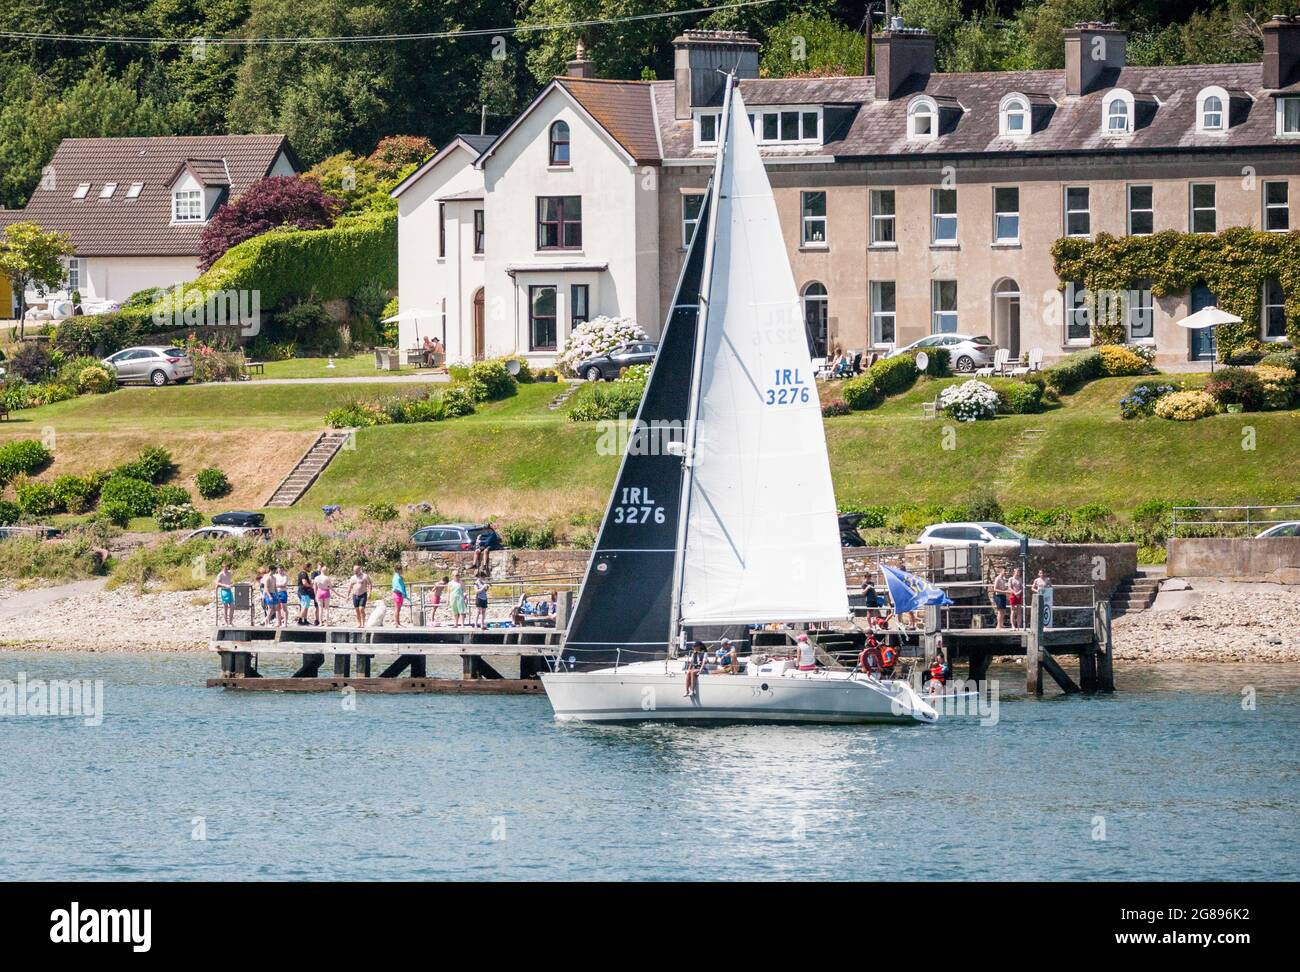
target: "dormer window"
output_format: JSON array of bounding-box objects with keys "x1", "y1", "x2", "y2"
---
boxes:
[
  {"x1": 173, "y1": 189, "x2": 204, "y2": 222},
  {"x1": 1104, "y1": 92, "x2": 1133, "y2": 135},
  {"x1": 1000, "y1": 95, "x2": 1029, "y2": 137},
  {"x1": 73, "y1": 183, "x2": 90, "y2": 199},
  {"x1": 1277, "y1": 96, "x2": 1300, "y2": 137},
  {"x1": 99, "y1": 183, "x2": 117, "y2": 199},
  {"x1": 695, "y1": 112, "x2": 721, "y2": 146},
  {"x1": 549, "y1": 121, "x2": 570, "y2": 165},
  {"x1": 1196, "y1": 86, "x2": 1229, "y2": 132},
  {"x1": 908, "y1": 97, "x2": 937, "y2": 140},
  {"x1": 747, "y1": 108, "x2": 821, "y2": 146}
]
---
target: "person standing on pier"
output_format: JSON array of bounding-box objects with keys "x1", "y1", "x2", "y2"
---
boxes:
[
  {"x1": 448, "y1": 570, "x2": 467, "y2": 627},
  {"x1": 428, "y1": 575, "x2": 447, "y2": 625},
  {"x1": 992, "y1": 568, "x2": 1010, "y2": 629},
  {"x1": 263, "y1": 567, "x2": 282, "y2": 627},
  {"x1": 1009, "y1": 568, "x2": 1024, "y2": 628},
  {"x1": 295, "y1": 563, "x2": 315, "y2": 626},
  {"x1": 391, "y1": 567, "x2": 409, "y2": 627},
  {"x1": 348, "y1": 565, "x2": 372, "y2": 626},
  {"x1": 313, "y1": 563, "x2": 332, "y2": 626},
  {"x1": 273, "y1": 565, "x2": 290, "y2": 626},
  {"x1": 216, "y1": 564, "x2": 235, "y2": 625},
  {"x1": 473, "y1": 572, "x2": 489, "y2": 628}
]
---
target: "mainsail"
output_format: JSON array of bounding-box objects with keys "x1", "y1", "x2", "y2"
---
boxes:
[
  {"x1": 559, "y1": 192, "x2": 714, "y2": 670},
  {"x1": 677, "y1": 84, "x2": 849, "y2": 627}
]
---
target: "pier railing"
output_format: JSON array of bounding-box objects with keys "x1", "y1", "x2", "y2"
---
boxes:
[
  {"x1": 1172, "y1": 503, "x2": 1300, "y2": 538},
  {"x1": 930, "y1": 582, "x2": 1097, "y2": 631}
]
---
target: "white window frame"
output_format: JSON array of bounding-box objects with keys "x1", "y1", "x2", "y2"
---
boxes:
[
  {"x1": 870, "y1": 280, "x2": 896, "y2": 347},
  {"x1": 800, "y1": 190, "x2": 827, "y2": 247},
  {"x1": 1064, "y1": 282, "x2": 1091, "y2": 345},
  {"x1": 1189, "y1": 182, "x2": 1216, "y2": 233},
  {"x1": 1276, "y1": 96, "x2": 1300, "y2": 138},
  {"x1": 1103, "y1": 90, "x2": 1134, "y2": 135},
  {"x1": 1126, "y1": 284, "x2": 1155, "y2": 343},
  {"x1": 126, "y1": 182, "x2": 144, "y2": 199},
  {"x1": 1197, "y1": 87, "x2": 1228, "y2": 132},
  {"x1": 931, "y1": 188, "x2": 957, "y2": 245},
  {"x1": 993, "y1": 186, "x2": 1020, "y2": 243},
  {"x1": 870, "y1": 189, "x2": 896, "y2": 246},
  {"x1": 931, "y1": 279, "x2": 958, "y2": 333},
  {"x1": 694, "y1": 111, "x2": 721, "y2": 147},
  {"x1": 65, "y1": 257, "x2": 82, "y2": 293},
  {"x1": 908, "y1": 97, "x2": 937, "y2": 141},
  {"x1": 1064, "y1": 185, "x2": 1091, "y2": 237},
  {"x1": 749, "y1": 107, "x2": 822, "y2": 146},
  {"x1": 99, "y1": 183, "x2": 117, "y2": 199},
  {"x1": 172, "y1": 189, "x2": 204, "y2": 223},
  {"x1": 1127, "y1": 184, "x2": 1154, "y2": 236},
  {"x1": 999, "y1": 93, "x2": 1030, "y2": 137},
  {"x1": 1262, "y1": 279, "x2": 1287, "y2": 341},
  {"x1": 73, "y1": 183, "x2": 90, "y2": 199},
  {"x1": 681, "y1": 191, "x2": 705, "y2": 247},
  {"x1": 1264, "y1": 180, "x2": 1290, "y2": 232}
]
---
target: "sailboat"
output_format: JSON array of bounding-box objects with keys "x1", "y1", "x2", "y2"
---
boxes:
[{"x1": 540, "y1": 78, "x2": 937, "y2": 725}]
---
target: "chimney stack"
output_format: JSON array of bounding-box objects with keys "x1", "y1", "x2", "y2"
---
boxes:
[
  {"x1": 1263, "y1": 15, "x2": 1300, "y2": 89},
  {"x1": 1064, "y1": 22, "x2": 1126, "y2": 97},
  {"x1": 566, "y1": 37, "x2": 595, "y2": 79},
  {"x1": 872, "y1": 19, "x2": 936, "y2": 101},
  {"x1": 671, "y1": 30, "x2": 760, "y2": 120}
]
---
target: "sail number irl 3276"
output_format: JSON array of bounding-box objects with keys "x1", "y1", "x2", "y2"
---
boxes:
[
  {"x1": 764, "y1": 368, "x2": 810, "y2": 406},
  {"x1": 613, "y1": 486, "x2": 666, "y2": 525}
]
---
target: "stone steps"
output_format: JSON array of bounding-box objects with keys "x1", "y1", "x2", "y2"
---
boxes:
[
  {"x1": 1110, "y1": 571, "x2": 1164, "y2": 617},
  {"x1": 263, "y1": 430, "x2": 354, "y2": 508}
]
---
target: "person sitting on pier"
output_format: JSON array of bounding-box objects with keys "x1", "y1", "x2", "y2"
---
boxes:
[
  {"x1": 714, "y1": 638, "x2": 739, "y2": 674},
  {"x1": 795, "y1": 633, "x2": 817, "y2": 672},
  {"x1": 684, "y1": 640, "x2": 709, "y2": 696}
]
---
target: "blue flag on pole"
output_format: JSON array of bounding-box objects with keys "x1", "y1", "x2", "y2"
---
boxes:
[{"x1": 880, "y1": 564, "x2": 953, "y2": 615}]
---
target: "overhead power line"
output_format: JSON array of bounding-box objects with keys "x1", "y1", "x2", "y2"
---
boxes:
[{"x1": 0, "y1": 0, "x2": 779, "y2": 47}]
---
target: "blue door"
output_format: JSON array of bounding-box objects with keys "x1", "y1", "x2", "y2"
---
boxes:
[{"x1": 1190, "y1": 285, "x2": 1217, "y2": 360}]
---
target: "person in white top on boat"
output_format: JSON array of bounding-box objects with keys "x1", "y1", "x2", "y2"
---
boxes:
[
  {"x1": 795, "y1": 633, "x2": 817, "y2": 672},
  {"x1": 684, "y1": 640, "x2": 708, "y2": 696}
]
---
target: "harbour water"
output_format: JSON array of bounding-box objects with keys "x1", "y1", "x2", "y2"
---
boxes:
[{"x1": 2, "y1": 651, "x2": 1298, "y2": 881}]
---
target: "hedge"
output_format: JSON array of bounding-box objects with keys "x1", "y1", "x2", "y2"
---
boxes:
[
  {"x1": 1052, "y1": 228, "x2": 1300, "y2": 359},
  {"x1": 0, "y1": 439, "x2": 53, "y2": 486}
]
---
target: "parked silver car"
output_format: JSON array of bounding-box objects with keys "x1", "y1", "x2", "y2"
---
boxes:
[
  {"x1": 917, "y1": 521, "x2": 1047, "y2": 553},
  {"x1": 1255, "y1": 521, "x2": 1300, "y2": 538},
  {"x1": 102, "y1": 346, "x2": 195, "y2": 386},
  {"x1": 886, "y1": 333, "x2": 997, "y2": 373}
]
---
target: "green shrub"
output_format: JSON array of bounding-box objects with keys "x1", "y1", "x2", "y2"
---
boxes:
[
  {"x1": 1071, "y1": 503, "x2": 1114, "y2": 526},
  {"x1": 568, "y1": 381, "x2": 645, "y2": 422},
  {"x1": 116, "y1": 446, "x2": 174, "y2": 484},
  {"x1": 273, "y1": 298, "x2": 342, "y2": 355},
  {"x1": 1255, "y1": 365, "x2": 1296, "y2": 410},
  {"x1": 51, "y1": 474, "x2": 97, "y2": 514},
  {"x1": 76, "y1": 365, "x2": 116, "y2": 394},
  {"x1": 821, "y1": 397, "x2": 850, "y2": 417},
  {"x1": 1097, "y1": 344, "x2": 1149, "y2": 377},
  {"x1": 15, "y1": 480, "x2": 61, "y2": 516},
  {"x1": 0, "y1": 439, "x2": 53, "y2": 485},
  {"x1": 0, "y1": 499, "x2": 20, "y2": 525},
  {"x1": 195, "y1": 467, "x2": 232, "y2": 499},
  {"x1": 1154, "y1": 389, "x2": 1220, "y2": 421},
  {"x1": 99, "y1": 475, "x2": 157, "y2": 516},
  {"x1": 965, "y1": 490, "x2": 1004, "y2": 523},
  {"x1": 98, "y1": 501, "x2": 133, "y2": 528},
  {"x1": 156, "y1": 502, "x2": 204, "y2": 531},
  {"x1": 440, "y1": 387, "x2": 476, "y2": 417},
  {"x1": 156, "y1": 484, "x2": 192, "y2": 507},
  {"x1": 460, "y1": 359, "x2": 517, "y2": 402},
  {"x1": 1204, "y1": 367, "x2": 1264, "y2": 411},
  {"x1": 362, "y1": 502, "x2": 399, "y2": 522},
  {"x1": 1043, "y1": 349, "x2": 1103, "y2": 394},
  {"x1": 919, "y1": 347, "x2": 951, "y2": 377},
  {"x1": 868, "y1": 354, "x2": 919, "y2": 396},
  {"x1": 842, "y1": 374, "x2": 882, "y2": 410},
  {"x1": 999, "y1": 381, "x2": 1043, "y2": 414}
]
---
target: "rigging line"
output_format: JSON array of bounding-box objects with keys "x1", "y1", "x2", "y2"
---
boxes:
[{"x1": 0, "y1": 0, "x2": 779, "y2": 47}]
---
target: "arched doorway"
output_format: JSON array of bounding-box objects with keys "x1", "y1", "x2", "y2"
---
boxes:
[
  {"x1": 802, "y1": 282, "x2": 828, "y2": 358},
  {"x1": 472, "y1": 288, "x2": 485, "y2": 361},
  {"x1": 992, "y1": 278, "x2": 1021, "y2": 358}
]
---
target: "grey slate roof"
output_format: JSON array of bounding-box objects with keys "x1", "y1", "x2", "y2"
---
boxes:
[
  {"x1": 9, "y1": 135, "x2": 294, "y2": 257},
  {"x1": 652, "y1": 61, "x2": 1297, "y2": 162}
]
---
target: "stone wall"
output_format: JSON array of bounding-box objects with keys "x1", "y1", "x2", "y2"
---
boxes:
[
  {"x1": 1167, "y1": 538, "x2": 1300, "y2": 584},
  {"x1": 982, "y1": 544, "x2": 1137, "y2": 600}
]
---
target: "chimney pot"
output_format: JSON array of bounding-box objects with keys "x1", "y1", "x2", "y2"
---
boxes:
[
  {"x1": 672, "y1": 30, "x2": 760, "y2": 120},
  {"x1": 1263, "y1": 14, "x2": 1300, "y2": 89},
  {"x1": 566, "y1": 37, "x2": 595, "y2": 79},
  {"x1": 1064, "y1": 22, "x2": 1126, "y2": 97},
  {"x1": 872, "y1": 24, "x2": 936, "y2": 101}
]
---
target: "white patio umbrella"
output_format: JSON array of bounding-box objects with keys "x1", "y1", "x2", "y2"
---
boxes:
[
  {"x1": 1176, "y1": 305, "x2": 1241, "y2": 372},
  {"x1": 380, "y1": 307, "x2": 437, "y2": 345}
]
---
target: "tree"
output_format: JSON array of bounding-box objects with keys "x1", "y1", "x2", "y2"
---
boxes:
[
  {"x1": 760, "y1": 13, "x2": 865, "y2": 78},
  {"x1": 197, "y1": 176, "x2": 340, "y2": 270},
  {"x1": 0, "y1": 222, "x2": 74, "y2": 337},
  {"x1": 368, "y1": 135, "x2": 435, "y2": 173}
]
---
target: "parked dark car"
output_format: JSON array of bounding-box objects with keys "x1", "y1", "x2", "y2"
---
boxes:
[
  {"x1": 839, "y1": 512, "x2": 867, "y2": 548},
  {"x1": 211, "y1": 511, "x2": 266, "y2": 528},
  {"x1": 576, "y1": 342, "x2": 658, "y2": 381},
  {"x1": 410, "y1": 523, "x2": 504, "y2": 552}
]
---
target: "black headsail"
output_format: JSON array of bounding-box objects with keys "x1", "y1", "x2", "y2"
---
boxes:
[{"x1": 558, "y1": 191, "x2": 713, "y2": 671}]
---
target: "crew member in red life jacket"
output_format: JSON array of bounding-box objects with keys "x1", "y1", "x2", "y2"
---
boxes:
[
  {"x1": 880, "y1": 643, "x2": 899, "y2": 677},
  {"x1": 928, "y1": 650, "x2": 948, "y2": 694},
  {"x1": 858, "y1": 640, "x2": 883, "y2": 676}
]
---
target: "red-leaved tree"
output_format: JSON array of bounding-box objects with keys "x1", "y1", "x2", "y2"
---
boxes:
[
  {"x1": 198, "y1": 176, "x2": 341, "y2": 270},
  {"x1": 367, "y1": 135, "x2": 436, "y2": 174}
]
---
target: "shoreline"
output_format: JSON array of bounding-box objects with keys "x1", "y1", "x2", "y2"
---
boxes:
[{"x1": 2, "y1": 579, "x2": 1298, "y2": 662}]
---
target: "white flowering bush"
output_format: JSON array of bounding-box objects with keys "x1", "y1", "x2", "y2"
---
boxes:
[
  {"x1": 939, "y1": 379, "x2": 999, "y2": 422},
  {"x1": 557, "y1": 316, "x2": 649, "y2": 375}
]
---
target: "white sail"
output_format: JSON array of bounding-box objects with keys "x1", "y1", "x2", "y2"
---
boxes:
[{"x1": 678, "y1": 85, "x2": 849, "y2": 627}]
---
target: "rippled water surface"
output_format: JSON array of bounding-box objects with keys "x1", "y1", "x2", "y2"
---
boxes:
[{"x1": 2, "y1": 652, "x2": 1298, "y2": 880}]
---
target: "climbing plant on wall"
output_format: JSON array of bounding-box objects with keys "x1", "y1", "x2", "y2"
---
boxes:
[{"x1": 1051, "y1": 228, "x2": 1300, "y2": 359}]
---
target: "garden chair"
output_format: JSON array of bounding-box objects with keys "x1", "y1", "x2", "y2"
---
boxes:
[
  {"x1": 975, "y1": 348, "x2": 1010, "y2": 377},
  {"x1": 1007, "y1": 347, "x2": 1044, "y2": 377}
]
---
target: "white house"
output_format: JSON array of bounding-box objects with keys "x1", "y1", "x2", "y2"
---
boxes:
[{"x1": 0, "y1": 134, "x2": 298, "y2": 313}]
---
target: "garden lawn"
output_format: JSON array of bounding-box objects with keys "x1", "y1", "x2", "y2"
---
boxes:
[{"x1": 249, "y1": 353, "x2": 416, "y2": 380}]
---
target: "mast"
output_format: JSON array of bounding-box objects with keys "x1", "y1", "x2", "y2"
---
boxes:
[{"x1": 668, "y1": 72, "x2": 733, "y2": 652}]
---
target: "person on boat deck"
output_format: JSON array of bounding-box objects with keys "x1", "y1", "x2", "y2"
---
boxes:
[
  {"x1": 858, "y1": 638, "x2": 882, "y2": 677},
  {"x1": 879, "y1": 641, "x2": 899, "y2": 677},
  {"x1": 684, "y1": 640, "x2": 709, "y2": 696},
  {"x1": 927, "y1": 650, "x2": 951, "y2": 695},
  {"x1": 795, "y1": 633, "x2": 817, "y2": 672},
  {"x1": 714, "y1": 638, "x2": 739, "y2": 674}
]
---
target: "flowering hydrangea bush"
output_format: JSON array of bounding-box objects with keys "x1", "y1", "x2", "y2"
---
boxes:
[
  {"x1": 556, "y1": 316, "x2": 648, "y2": 375},
  {"x1": 1153, "y1": 389, "x2": 1219, "y2": 421},
  {"x1": 1119, "y1": 380, "x2": 1180, "y2": 419},
  {"x1": 939, "y1": 379, "x2": 999, "y2": 422}
]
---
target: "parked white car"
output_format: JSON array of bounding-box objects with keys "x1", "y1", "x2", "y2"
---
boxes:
[
  {"x1": 887, "y1": 333, "x2": 997, "y2": 373},
  {"x1": 917, "y1": 522, "x2": 1046, "y2": 551},
  {"x1": 182, "y1": 525, "x2": 271, "y2": 541},
  {"x1": 1255, "y1": 521, "x2": 1300, "y2": 538},
  {"x1": 101, "y1": 346, "x2": 195, "y2": 386}
]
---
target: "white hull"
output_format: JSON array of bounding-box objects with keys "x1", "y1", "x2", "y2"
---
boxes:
[{"x1": 541, "y1": 662, "x2": 938, "y2": 725}]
